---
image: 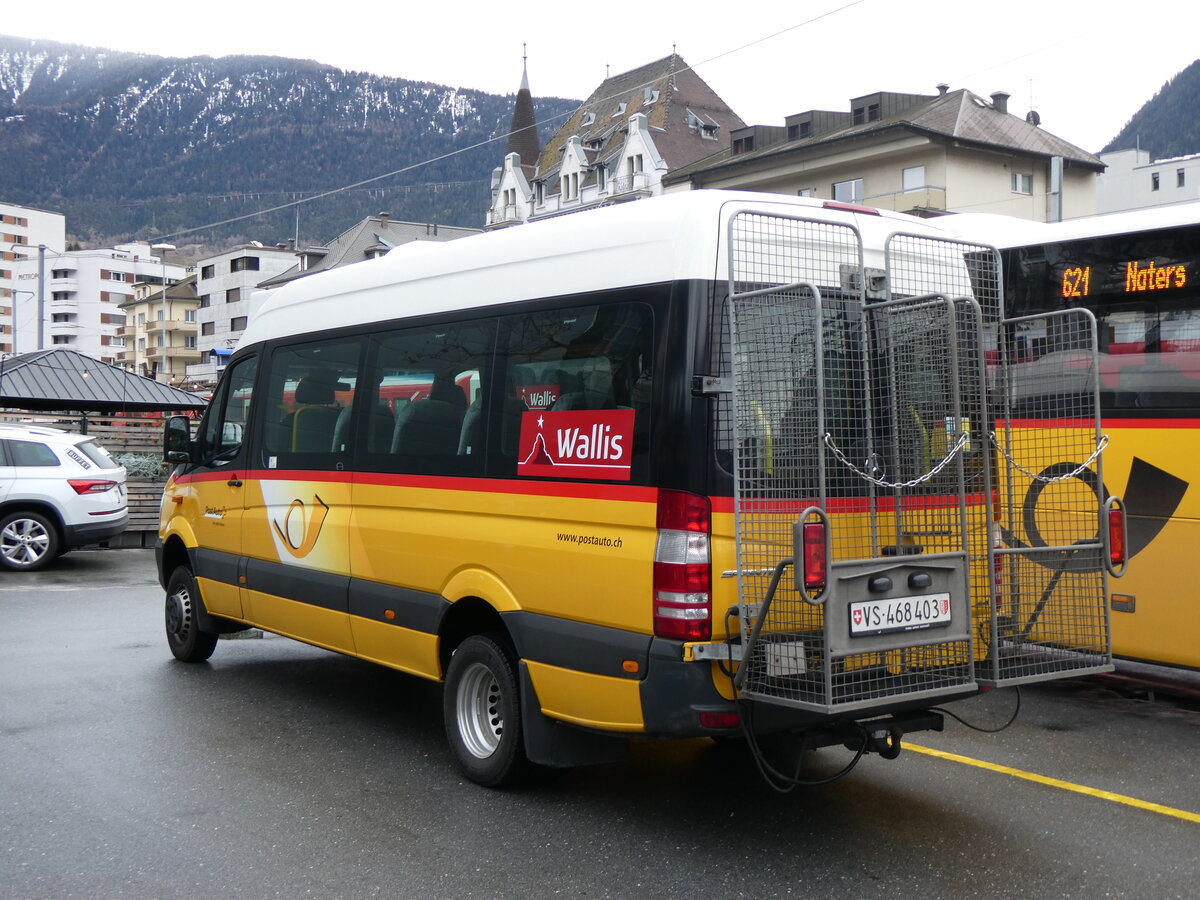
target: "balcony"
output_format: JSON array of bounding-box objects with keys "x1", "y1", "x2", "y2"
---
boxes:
[
  {"x1": 146, "y1": 319, "x2": 194, "y2": 332},
  {"x1": 608, "y1": 172, "x2": 652, "y2": 198},
  {"x1": 865, "y1": 185, "x2": 948, "y2": 215},
  {"x1": 485, "y1": 204, "x2": 524, "y2": 228},
  {"x1": 146, "y1": 346, "x2": 201, "y2": 362},
  {"x1": 116, "y1": 324, "x2": 137, "y2": 337},
  {"x1": 116, "y1": 349, "x2": 136, "y2": 363}
]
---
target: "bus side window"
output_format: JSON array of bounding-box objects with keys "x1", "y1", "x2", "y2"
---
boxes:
[
  {"x1": 497, "y1": 300, "x2": 654, "y2": 479},
  {"x1": 365, "y1": 320, "x2": 495, "y2": 476},
  {"x1": 260, "y1": 338, "x2": 362, "y2": 469},
  {"x1": 199, "y1": 356, "x2": 257, "y2": 467}
]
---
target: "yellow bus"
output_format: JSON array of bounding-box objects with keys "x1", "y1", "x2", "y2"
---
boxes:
[
  {"x1": 158, "y1": 191, "x2": 1122, "y2": 787},
  {"x1": 950, "y1": 202, "x2": 1199, "y2": 671}
]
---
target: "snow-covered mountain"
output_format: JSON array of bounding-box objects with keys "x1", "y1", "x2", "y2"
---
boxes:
[{"x1": 0, "y1": 35, "x2": 577, "y2": 245}]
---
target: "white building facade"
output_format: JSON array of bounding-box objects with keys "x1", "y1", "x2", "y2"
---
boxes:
[
  {"x1": 0, "y1": 201, "x2": 67, "y2": 357},
  {"x1": 189, "y1": 244, "x2": 295, "y2": 384},
  {"x1": 11, "y1": 241, "x2": 185, "y2": 363},
  {"x1": 1096, "y1": 149, "x2": 1200, "y2": 213}
]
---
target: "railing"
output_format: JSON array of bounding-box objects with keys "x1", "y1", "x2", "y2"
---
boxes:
[
  {"x1": 865, "y1": 185, "x2": 948, "y2": 214},
  {"x1": 607, "y1": 172, "x2": 652, "y2": 196},
  {"x1": 486, "y1": 204, "x2": 524, "y2": 227}
]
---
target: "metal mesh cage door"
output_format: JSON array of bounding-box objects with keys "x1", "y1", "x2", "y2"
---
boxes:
[
  {"x1": 728, "y1": 214, "x2": 980, "y2": 715},
  {"x1": 982, "y1": 307, "x2": 1114, "y2": 684}
]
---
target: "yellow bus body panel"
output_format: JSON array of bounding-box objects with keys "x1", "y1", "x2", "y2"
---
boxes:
[
  {"x1": 352, "y1": 619, "x2": 441, "y2": 680},
  {"x1": 524, "y1": 659, "x2": 645, "y2": 732},
  {"x1": 1100, "y1": 422, "x2": 1200, "y2": 668},
  {"x1": 244, "y1": 589, "x2": 355, "y2": 654}
]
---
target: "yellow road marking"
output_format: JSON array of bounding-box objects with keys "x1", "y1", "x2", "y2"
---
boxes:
[{"x1": 907, "y1": 743, "x2": 1200, "y2": 824}]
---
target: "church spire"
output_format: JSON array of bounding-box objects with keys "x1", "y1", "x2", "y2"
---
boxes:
[{"x1": 506, "y1": 44, "x2": 539, "y2": 174}]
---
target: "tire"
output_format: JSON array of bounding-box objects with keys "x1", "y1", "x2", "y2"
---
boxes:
[
  {"x1": 0, "y1": 510, "x2": 60, "y2": 571},
  {"x1": 165, "y1": 567, "x2": 219, "y2": 663},
  {"x1": 443, "y1": 634, "x2": 526, "y2": 787}
]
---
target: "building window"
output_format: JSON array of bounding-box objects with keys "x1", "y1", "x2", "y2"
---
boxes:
[
  {"x1": 52, "y1": 291, "x2": 71, "y2": 302},
  {"x1": 138, "y1": 338, "x2": 147, "y2": 350},
  {"x1": 138, "y1": 313, "x2": 146, "y2": 325},
  {"x1": 185, "y1": 335, "x2": 197, "y2": 349},
  {"x1": 903, "y1": 166, "x2": 926, "y2": 192},
  {"x1": 52, "y1": 335, "x2": 74, "y2": 345},
  {"x1": 1151, "y1": 172, "x2": 1160, "y2": 191},
  {"x1": 201, "y1": 265, "x2": 215, "y2": 279},
  {"x1": 733, "y1": 136, "x2": 755, "y2": 155},
  {"x1": 201, "y1": 322, "x2": 215, "y2": 336},
  {"x1": 185, "y1": 309, "x2": 197, "y2": 322},
  {"x1": 628, "y1": 154, "x2": 644, "y2": 175},
  {"x1": 1011, "y1": 172, "x2": 1033, "y2": 194},
  {"x1": 832, "y1": 178, "x2": 864, "y2": 202},
  {"x1": 230, "y1": 256, "x2": 260, "y2": 273},
  {"x1": 230, "y1": 316, "x2": 248, "y2": 332},
  {"x1": 797, "y1": 189, "x2": 815, "y2": 198},
  {"x1": 51, "y1": 268, "x2": 71, "y2": 279},
  {"x1": 1178, "y1": 169, "x2": 1186, "y2": 188},
  {"x1": 199, "y1": 294, "x2": 210, "y2": 308},
  {"x1": 596, "y1": 166, "x2": 607, "y2": 192},
  {"x1": 226, "y1": 287, "x2": 241, "y2": 303},
  {"x1": 868, "y1": 103, "x2": 880, "y2": 122},
  {"x1": 535, "y1": 182, "x2": 545, "y2": 206}
]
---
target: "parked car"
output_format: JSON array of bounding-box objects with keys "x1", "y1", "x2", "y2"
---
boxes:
[{"x1": 0, "y1": 425, "x2": 128, "y2": 570}]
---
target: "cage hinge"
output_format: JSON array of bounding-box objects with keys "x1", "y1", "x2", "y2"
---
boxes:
[{"x1": 692, "y1": 375, "x2": 732, "y2": 396}]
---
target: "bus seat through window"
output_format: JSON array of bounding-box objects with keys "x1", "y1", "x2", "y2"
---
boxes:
[{"x1": 391, "y1": 376, "x2": 468, "y2": 455}]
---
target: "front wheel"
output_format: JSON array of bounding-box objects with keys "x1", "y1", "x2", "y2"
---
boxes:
[
  {"x1": 443, "y1": 634, "x2": 526, "y2": 787},
  {"x1": 165, "y1": 567, "x2": 219, "y2": 662},
  {"x1": 0, "y1": 510, "x2": 59, "y2": 571}
]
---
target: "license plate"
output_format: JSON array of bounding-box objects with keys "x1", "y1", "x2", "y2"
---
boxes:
[{"x1": 849, "y1": 593, "x2": 952, "y2": 637}]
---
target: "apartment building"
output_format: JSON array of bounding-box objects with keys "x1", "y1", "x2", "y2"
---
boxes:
[
  {"x1": 487, "y1": 54, "x2": 744, "y2": 228},
  {"x1": 664, "y1": 87, "x2": 1103, "y2": 222},
  {"x1": 188, "y1": 243, "x2": 296, "y2": 384},
  {"x1": 118, "y1": 274, "x2": 200, "y2": 383},
  {"x1": 13, "y1": 242, "x2": 187, "y2": 364},
  {"x1": 1097, "y1": 148, "x2": 1200, "y2": 213},
  {"x1": 0, "y1": 201, "x2": 67, "y2": 356}
]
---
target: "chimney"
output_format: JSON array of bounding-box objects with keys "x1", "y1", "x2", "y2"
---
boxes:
[
  {"x1": 379, "y1": 211, "x2": 389, "y2": 228},
  {"x1": 936, "y1": 83, "x2": 949, "y2": 96},
  {"x1": 991, "y1": 91, "x2": 1010, "y2": 115}
]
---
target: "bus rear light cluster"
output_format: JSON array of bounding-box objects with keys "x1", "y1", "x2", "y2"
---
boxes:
[
  {"x1": 653, "y1": 489, "x2": 711, "y2": 641},
  {"x1": 800, "y1": 520, "x2": 827, "y2": 593},
  {"x1": 1108, "y1": 505, "x2": 1127, "y2": 568}
]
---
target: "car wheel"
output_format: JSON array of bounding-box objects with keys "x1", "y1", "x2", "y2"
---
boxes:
[
  {"x1": 0, "y1": 510, "x2": 60, "y2": 571},
  {"x1": 443, "y1": 634, "x2": 526, "y2": 787},
  {"x1": 165, "y1": 567, "x2": 219, "y2": 662}
]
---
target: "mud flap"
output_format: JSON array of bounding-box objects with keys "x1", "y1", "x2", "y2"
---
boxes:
[{"x1": 518, "y1": 662, "x2": 629, "y2": 769}]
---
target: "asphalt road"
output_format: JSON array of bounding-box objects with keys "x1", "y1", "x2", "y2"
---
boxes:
[{"x1": 2, "y1": 549, "x2": 1197, "y2": 899}]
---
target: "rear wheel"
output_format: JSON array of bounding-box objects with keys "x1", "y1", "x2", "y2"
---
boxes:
[
  {"x1": 0, "y1": 510, "x2": 59, "y2": 571},
  {"x1": 443, "y1": 634, "x2": 526, "y2": 787},
  {"x1": 165, "y1": 567, "x2": 219, "y2": 662}
]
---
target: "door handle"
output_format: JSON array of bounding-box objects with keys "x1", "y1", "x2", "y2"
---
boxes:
[{"x1": 227, "y1": 478, "x2": 243, "y2": 487}]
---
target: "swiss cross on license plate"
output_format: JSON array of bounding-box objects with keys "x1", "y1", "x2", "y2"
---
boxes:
[{"x1": 849, "y1": 593, "x2": 952, "y2": 637}]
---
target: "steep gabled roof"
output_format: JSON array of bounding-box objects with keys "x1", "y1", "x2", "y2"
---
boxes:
[
  {"x1": 535, "y1": 54, "x2": 744, "y2": 181},
  {"x1": 0, "y1": 349, "x2": 207, "y2": 412}
]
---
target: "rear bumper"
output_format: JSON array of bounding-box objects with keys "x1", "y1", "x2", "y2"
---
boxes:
[{"x1": 62, "y1": 511, "x2": 129, "y2": 549}]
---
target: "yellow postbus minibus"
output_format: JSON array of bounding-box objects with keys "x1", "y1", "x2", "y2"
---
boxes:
[{"x1": 159, "y1": 191, "x2": 1123, "y2": 787}]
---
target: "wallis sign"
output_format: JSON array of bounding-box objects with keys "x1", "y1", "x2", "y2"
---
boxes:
[{"x1": 517, "y1": 409, "x2": 636, "y2": 481}]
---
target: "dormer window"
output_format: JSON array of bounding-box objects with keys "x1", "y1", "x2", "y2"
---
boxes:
[
  {"x1": 581, "y1": 112, "x2": 596, "y2": 126},
  {"x1": 596, "y1": 165, "x2": 608, "y2": 192},
  {"x1": 643, "y1": 88, "x2": 659, "y2": 105},
  {"x1": 612, "y1": 102, "x2": 627, "y2": 118},
  {"x1": 686, "y1": 109, "x2": 719, "y2": 140}
]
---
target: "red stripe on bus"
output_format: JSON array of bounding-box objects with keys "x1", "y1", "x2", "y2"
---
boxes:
[{"x1": 172, "y1": 468, "x2": 657, "y2": 503}]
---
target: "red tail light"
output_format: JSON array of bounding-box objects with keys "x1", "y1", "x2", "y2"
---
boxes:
[
  {"x1": 68, "y1": 479, "x2": 118, "y2": 495},
  {"x1": 801, "y1": 520, "x2": 827, "y2": 592},
  {"x1": 1108, "y1": 505, "x2": 1127, "y2": 568},
  {"x1": 653, "y1": 489, "x2": 711, "y2": 641}
]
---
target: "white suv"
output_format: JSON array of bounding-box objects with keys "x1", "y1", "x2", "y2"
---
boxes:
[{"x1": 0, "y1": 425, "x2": 128, "y2": 570}]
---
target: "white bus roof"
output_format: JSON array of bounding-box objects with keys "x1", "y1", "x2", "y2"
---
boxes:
[
  {"x1": 242, "y1": 190, "x2": 973, "y2": 349},
  {"x1": 942, "y1": 200, "x2": 1200, "y2": 250}
]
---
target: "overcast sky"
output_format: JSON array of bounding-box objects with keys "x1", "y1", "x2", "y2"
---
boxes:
[{"x1": 6, "y1": 0, "x2": 1199, "y2": 155}]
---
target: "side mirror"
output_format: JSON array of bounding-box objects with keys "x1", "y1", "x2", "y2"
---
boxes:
[{"x1": 164, "y1": 415, "x2": 194, "y2": 463}]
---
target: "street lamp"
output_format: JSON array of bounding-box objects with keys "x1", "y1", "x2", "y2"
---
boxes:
[{"x1": 150, "y1": 242, "x2": 176, "y2": 382}]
